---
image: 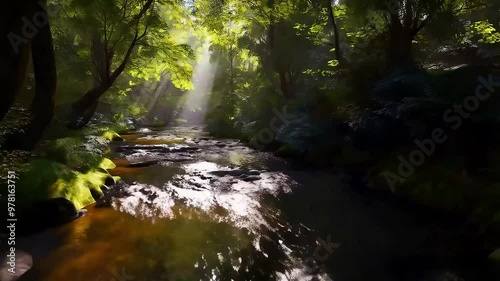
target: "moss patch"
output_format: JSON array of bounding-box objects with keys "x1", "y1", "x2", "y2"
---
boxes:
[
  {"x1": 15, "y1": 158, "x2": 115, "y2": 210},
  {"x1": 99, "y1": 158, "x2": 117, "y2": 170},
  {"x1": 101, "y1": 131, "x2": 124, "y2": 141}
]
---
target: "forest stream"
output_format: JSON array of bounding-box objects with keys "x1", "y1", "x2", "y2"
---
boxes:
[{"x1": 14, "y1": 126, "x2": 500, "y2": 281}]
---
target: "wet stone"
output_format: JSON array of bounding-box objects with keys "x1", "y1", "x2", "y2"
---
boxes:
[
  {"x1": 127, "y1": 157, "x2": 193, "y2": 168},
  {"x1": 209, "y1": 170, "x2": 231, "y2": 177},
  {"x1": 242, "y1": 176, "x2": 261, "y2": 182},
  {"x1": 227, "y1": 169, "x2": 250, "y2": 176},
  {"x1": 128, "y1": 160, "x2": 161, "y2": 168},
  {"x1": 95, "y1": 198, "x2": 112, "y2": 208},
  {"x1": 95, "y1": 182, "x2": 131, "y2": 208},
  {"x1": 105, "y1": 176, "x2": 116, "y2": 186}
]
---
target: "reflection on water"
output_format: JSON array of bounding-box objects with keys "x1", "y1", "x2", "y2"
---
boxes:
[
  {"x1": 17, "y1": 127, "x2": 498, "y2": 281},
  {"x1": 110, "y1": 159, "x2": 293, "y2": 229},
  {"x1": 17, "y1": 127, "x2": 329, "y2": 281}
]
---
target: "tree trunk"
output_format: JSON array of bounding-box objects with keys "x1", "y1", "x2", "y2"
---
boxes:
[
  {"x1": 278, "y1": 71, "x2": 293, "y2": 100},
  {"x1": 2, "y1": 0, "x2": 57, "y2": 151},
  {"x1": 0, "y1": 47, "x2": 30, "y2": 123},
  {"x1": 67, "y1": 34, "x2": 138, "y2": 129},
  {"x1": 91, "y1": 36, "x2": 109, "y2": 83},
  {"x1": 229, "y1": 46, "x2": 235, "y2": 95},
  {"x1": 326, "y1": 0, "x2": 344, "y2": 65},
  {"x1": 67, "y1": 85, "x2": 109, "y2": 129},
  {"x1": 73, "y1": 100, "x2": 99, "y2": 129},
  {"x1": 66, "y1": 0, "x2": 154, "y2": 129},
  {"x1": 145, "y1": 76, "x2": 171, "y2": 122},
  {"x1": 268, "y1": 0, "x2": 293, "y2": 100},
  {"x1": 387, "y1": 13, "x2": 415, "y2": 68},
  {"x1": 0, "y1": 3, "x2": 32, "y2": 122},
  {"x1": 388, "y1": 32, "x2": 414, "y2": 67}
]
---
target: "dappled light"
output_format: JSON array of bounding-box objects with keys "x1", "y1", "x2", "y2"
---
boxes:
[{"x1": 2, "y1": 0, "x2": 500, "y2": 281}]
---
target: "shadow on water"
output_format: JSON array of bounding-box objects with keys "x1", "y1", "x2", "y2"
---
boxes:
[{"x1": 16, "y1": 127, "x2": 500, "y2": 281}]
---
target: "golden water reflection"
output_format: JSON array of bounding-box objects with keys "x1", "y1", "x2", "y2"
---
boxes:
[
  {"x1": 21, "y1": 160, "x2": 326, "y2": 281},
  {"x1": 18, "y1": 127, "x2": 334, "y2": 281}
]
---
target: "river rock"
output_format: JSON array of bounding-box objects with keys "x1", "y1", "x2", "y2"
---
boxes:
[
  {"x1": 176, "y1": 146, "x2": 199, "y2": 152},
  {"x1": 105, "y1": 175, "x2": 116, "y2": 186},
  {"x1": 95, "y1": 197, "x2": 112, "y2": 208},
  {"x1": 209, "y1": 170, "x2": 230, "y2": 177},
  {"x1": 128, "y1": 160, "x2": 161, "y2": 168},
  {"x1": 242, "y1": 176, "x2": 261, "y2": 182},
  {"x1": 228, "y1": 169, "x2": 250, "y2": 176},
  {"x1": 95, "y1": 182, "x2": 131, "y2": 208},
  {"x1": 210, "y1": 169, "x2": 261, "y2": 178},
  {"x1": 115, "y1": 145, "x2": 168, "y2": 151},
  {"x1": 112, "y1": 136, "x2": 125, "y2": 142},
  {"x1": 18, "y1": 197, "x2": 80, "y2": 235},
  {"x1": 127, "y1": 156, "x2": 193, "y2": 168}
]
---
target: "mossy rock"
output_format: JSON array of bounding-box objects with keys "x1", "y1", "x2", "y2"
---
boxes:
[
  {"x1": 15, "y1": 159, "x2": 114, "y2": 210},
  {"x1": 101, "y1": 131, "x2": 124, "y2": 142},
  {"x1": 41, "y1": 136, "x2": 107, "y2": 167},
  {"x1": 17, "y1": 197, "x2": 81, "y2": 235},
  {"x1": 98, "y1": 158, "x2": 116, "y2": 170}
]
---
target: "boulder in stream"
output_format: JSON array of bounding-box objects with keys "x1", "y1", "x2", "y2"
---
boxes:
[{"x1": 17, "y1": 197, "x2": 82, "y2": 235}]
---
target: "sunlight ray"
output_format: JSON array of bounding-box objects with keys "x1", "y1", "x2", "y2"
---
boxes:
[{"x1": 177, "y1": 40, "x2": 218, "y2": 125}]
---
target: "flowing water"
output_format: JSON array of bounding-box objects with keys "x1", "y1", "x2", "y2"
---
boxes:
[{"x1": 15, "y1": 127, "x2": 500, "y2": 281}]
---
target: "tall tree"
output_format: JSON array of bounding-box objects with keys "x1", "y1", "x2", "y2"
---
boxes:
[
  {"x1": 63, "y1": 0, "x2": 158, "y2": 128},
  {"x1": 54, "y1": 0, "x2": 194, "y2": 128},
  {"x1": 326, "y1": 0, "x2": 344, "y2": 65},
  {"x1": 1, "y1": 0, "x2": 57, "y2": 151}
]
